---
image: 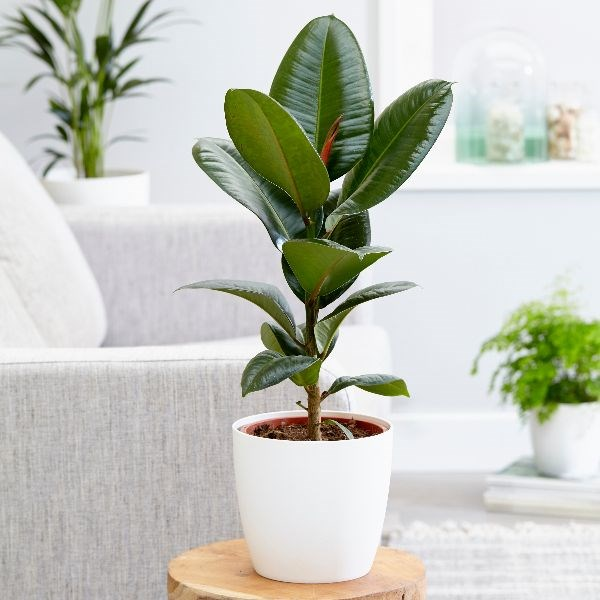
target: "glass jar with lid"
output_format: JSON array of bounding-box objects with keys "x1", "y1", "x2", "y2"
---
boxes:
[{"x1": 454, "y1": 30, "x2": 547, "y2": 163}]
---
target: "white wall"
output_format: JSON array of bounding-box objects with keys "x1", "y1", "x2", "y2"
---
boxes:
[
  {"x1": 371, "y1": 187, "x2": 600, "y2": 414},
  {"x1": 0, "y1": 0, "x2": 374, "y2": 203},
  {"x1": 433, "y1": 0, "x2": 600, "y2": 108}
]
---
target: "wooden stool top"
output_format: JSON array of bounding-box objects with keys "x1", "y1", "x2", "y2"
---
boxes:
[{"x1": 167, "y1": 539, "x2": 426, "y2": 600}]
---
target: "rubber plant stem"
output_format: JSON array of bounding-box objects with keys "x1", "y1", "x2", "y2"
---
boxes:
[{"x1": 304, "y1": 298, "x2": 321, "y2": 441}]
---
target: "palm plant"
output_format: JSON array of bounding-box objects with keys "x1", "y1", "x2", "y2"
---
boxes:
[
  {"x1": 180, "y1": 15, "x2": 453, "y2": 441},
  {"x1": 0, "y1": 0, "x2": 173, "y2": 177}
]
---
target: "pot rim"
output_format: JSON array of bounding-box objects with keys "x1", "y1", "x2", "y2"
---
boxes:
[
  {"x1": 43, "y1": 168, "x2": 149, "y2": 182},
  {"x1": 232, "y1": 410, "x2": 392, "y2": 444},
  {"x1": 532, "y1": 401, "x2": 600, "y2": 417}
]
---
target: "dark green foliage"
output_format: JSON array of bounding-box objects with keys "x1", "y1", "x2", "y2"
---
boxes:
[
  {"x1": 270, "y1": 16, "x2": 373, "y2": 182},
  {"x1": 472, "y1": 288, "x2": 600, "y2": 423},
  {"x1": 180, "y1": 15, "x2": 452, "y2": 439}
]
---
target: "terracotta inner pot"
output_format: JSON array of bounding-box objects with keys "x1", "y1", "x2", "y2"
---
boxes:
[{"x1": 240, "y1": 415, "x2": 387, "y2": 436}]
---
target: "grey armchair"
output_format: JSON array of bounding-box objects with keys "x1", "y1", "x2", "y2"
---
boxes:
[{"x1": 1, "y1": 203, "x2": 393, "y2": 599}]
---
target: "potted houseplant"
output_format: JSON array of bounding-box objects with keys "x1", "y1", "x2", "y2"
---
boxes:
[
  {"x1": 178, "y1": 15, "x2": 452, "y2": 583},
  {"x1": 0, "y1": 0, "x2": 173, "y2": 205},
  {"x1": 472, "y1": 288, "x2": 600, "y2": 480}
]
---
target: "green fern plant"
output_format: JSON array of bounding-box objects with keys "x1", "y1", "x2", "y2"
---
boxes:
[
  {"x1": 472, "y1": 288, "x2": 600, "y2": 422},
  {"x1": 178, "y1": 15, "x2": 453, "y2": 440},
  {"x1": 0, "y1": 0, "x2": 174, "y2": 177}
]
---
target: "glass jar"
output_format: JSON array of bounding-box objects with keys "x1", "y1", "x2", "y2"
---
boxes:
[
  {"x1": 546, "y1": 83, "x2": 599, "y2": 162},
  {"x1": 576, "y1": 107, "x2": 600, "y2": 162},
  {"x1": 454, "y1": 30, "x2": 547, "y2": 164},
  {"x1": 546, "y1": 83, "x2": 582, "y2": 160}
]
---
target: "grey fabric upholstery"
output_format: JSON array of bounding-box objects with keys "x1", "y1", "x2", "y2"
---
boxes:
[
  {"x1": 0, "y1": 343, "x2": 350, "y2": 599},
  {"x1": 63, "y1": 204, "x2": 368, "y2": 347},
  {"x1": 0, "y1": 132, "x2": 106, "y2": 348}
]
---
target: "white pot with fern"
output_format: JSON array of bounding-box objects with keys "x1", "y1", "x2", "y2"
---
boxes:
[
  {"x1": 473, "y1": 288, "x2": 600, "y2": 480},
  {"x1": 1, "y1": 0, "x2": 172, "y2": 206}
]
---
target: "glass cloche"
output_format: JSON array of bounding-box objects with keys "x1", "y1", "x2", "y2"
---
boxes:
[{"x1": 454, "y1": 30, "x2": 547, "y2": 164}]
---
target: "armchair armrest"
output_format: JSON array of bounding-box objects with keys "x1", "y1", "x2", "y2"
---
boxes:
[{"x1": 0, "y1": 342, "x2": 349, "y2": 598}]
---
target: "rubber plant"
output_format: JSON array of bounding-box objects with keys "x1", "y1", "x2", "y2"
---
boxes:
[
  {"x1": 0, "y1": 0, "x2": 174, "y2": 177},
  {"x1": 180, "y1": 15, "x2": 453, "y2": 440}
]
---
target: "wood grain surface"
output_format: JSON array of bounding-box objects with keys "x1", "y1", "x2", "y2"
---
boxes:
[{"x1": 167, "y1": 538, "x2": 426, "y2": 599}]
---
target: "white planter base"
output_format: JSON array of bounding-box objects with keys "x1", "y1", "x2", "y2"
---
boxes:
[
  {"x1": 530, "y1": 403, "x2": 600, "y2": 479},
  {"x1": 42, "y1": 169, "x2": 150, "y2": 206},
  {"x1": 232, "y1": 410, "x2": 393, "y2": 583}
]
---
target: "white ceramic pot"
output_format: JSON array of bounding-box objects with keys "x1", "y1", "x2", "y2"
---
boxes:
[
  {"x1": 42, "y1": 169, "x2": 150, "y2": 206},
  {"x1": 232, "y1": 410, "x2": 393, "y2": 583},
  {"x1": 530, "y1": 402, "x2": 600, "y2": 479}
]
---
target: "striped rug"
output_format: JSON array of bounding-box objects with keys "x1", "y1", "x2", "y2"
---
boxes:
[{"x1": 387, "y1": 521, "x2": 600, "y2": 599}]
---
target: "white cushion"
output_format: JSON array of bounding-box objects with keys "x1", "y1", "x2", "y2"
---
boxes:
[{"x1": 0, "y1": 132, "x2": 107, "y2": 347}]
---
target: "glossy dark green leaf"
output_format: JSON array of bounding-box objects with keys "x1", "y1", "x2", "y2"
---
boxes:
[
  {"x1": 327, "y1": 80, "x2": 453, "y2": 230},
  {"x1": 315, "y1": 194, "x2": 363, "y2": 308},
  {"x1": 282, "y1": 248, "x2": 355, "y2": 308},
  {"x1": 176, "y1": 280, "x2": 296, "y2": 337},
  {"x1": 323, "y1": 330, "x2": 339, "y2": 359},
  {"x1": 225, "y1": 89, "x2": 330, "y2": 216},
  {"x1": 322, "y1": 188, "x2": 341, "y2": 219},
  {"x1": 326, "y1": 281, "x2": 417, "y2": 319},
  {"x1": 315, "y1": 281, "x2": 417, "y2": 354},
  {"x1": 192, "y1": 138, "x2": 304, "y2": 248},
  {"x1": 290, "y1": 359, "x2": 322, "y2": 386},
  {"x1": 328, "y1": 374, "x2": 410, "y2": 397},
  {"x1": 281, "y1": 255, "x2": 306, "y2": 303},
  {"x1": 318, "y1": 278, "x2": 357, "y2": 309},
  {"x1": 270, "y1": 15, "x2": 373, "y2": 181},
  {"x1": 260, "y1": 322, "x2": 304, "y2": 356},
  {"x1": 282, "y1": 239, "x2": 390, "y2": 297},
  {"x1": 328, "y1": 211, "x2": 371, "y2": 249},
  {"x1": 241, "y1": 350, "x2": 318, "y2": 396},
  {"x1": 323, "y1": 190, "x2": 372, "y2": 249},
  {"x1": 261, "y1": 321, "x2": 322, "y2": 386},
  {"x1": 314, "y1": 310, "x2": 349, "y2": 355}
]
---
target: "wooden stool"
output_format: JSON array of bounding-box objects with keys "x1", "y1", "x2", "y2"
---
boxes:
[{"x1": 167, "y1": 539, "x2": 426, "y2": 599}]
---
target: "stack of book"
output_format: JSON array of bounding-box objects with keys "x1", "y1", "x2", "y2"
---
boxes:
[{"x1": 484, "y1": 457, "x2": 600, "y2": 519}]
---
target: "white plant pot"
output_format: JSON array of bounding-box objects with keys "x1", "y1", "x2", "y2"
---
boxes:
[
  {"x1": 42, "y1": 169, "x2": 150, "y2": 206},
  {"x1": 530, "y1": 403, "x2": 600, "y2": 479},
  {"x1": 232, "y1": 410, "x2": 393, "y2": 583}
]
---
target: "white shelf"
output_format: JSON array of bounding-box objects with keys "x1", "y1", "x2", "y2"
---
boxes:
[{"x1": 401, "y1": 160, "x2": 600, "y2": 192}]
